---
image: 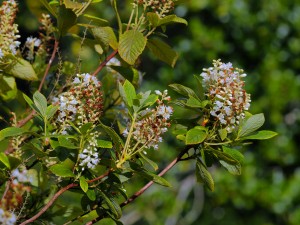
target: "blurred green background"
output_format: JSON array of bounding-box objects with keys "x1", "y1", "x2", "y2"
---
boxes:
[{"x1": 15, "y1": 0, "x2": 300, "y2": 224}]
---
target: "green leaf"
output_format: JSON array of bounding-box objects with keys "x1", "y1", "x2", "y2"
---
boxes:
[
  {"x1": 83, "y1": 14, "x2": 108, "y2": 26},
  {"x1": 147, "y1": 39, "x2": 178, "y2": 67},
  {"x1": 64, "y1": 0, "x2": 84, "y2": 9},
  {"x1": 98, "y1": 122, "x2": 124, "y2": 151},
  {"x1": 119, "y1": 30, "x2": 147, "y2": 65},
  {"x1": 39, "y1": 0, "x2": 58, "y2": 17},
  {"x1": 185, "y1": 128, "x2": 207, "y2": 145},
  {"x1": 222, "y1": 146, "x2": 244, "y2": 164},
  {"x1": 147, "y1": 13, "x2": 188, "y2": 27},
  {"x1": 33, "y1": 91, "x2": 48, "y2": 117},
  {"x1": 46, "y1": 105, "x2": 59, "y2": 120},
  {"x1": 119, "y1": 80, "x2": 136, "y2": 108},
  {"x1": 50, "y1": 164, "x2": 75, "y2": 177},
  {"x1": 0, "y1": 127, "x2": 26, "y2": 142},
  {"x1": 169, "y1": 83, "x2": 198, "y2": 99},
  {"x1": 80, "y1": 177, "x2": 89, "y2": 192},
  {"x1": 0, "y1": 76, "x2": 17, "y2": 101},
  {"x1": 139, "y1": 152, "x2": 158, "y2": 171},
  {"x1": 86, "y1": 189, "x2": 96, "y2": 201},
  {"x1": 4, "y1": 56, "x2": 37, "y2": 80},
  {"x1": 111, "y1": 0, "x2": 122, "y2": 36},
  {"x1": 219, "y1": 160, "x2": 242, "y2": 175},
  {"x1": 92, "y1": 26, "x2": 118, "y2": 50},
  {"x1": 185, "y1": 95, "x2": 202, "y2": 108},
  {"x1": 196, "y1": 160, "x2": 214, "y2": 191},
  {"x1": 218, "y1": 128, "x2": 227, "y2": 141},
  {"x1": 57, "y1": 4, "x2": 77, "y2": 37},
  {"x1": 58, "y1": 136, "x2": 77, "y2": 149},
  {"x1": 79, "y1": 123, "x2": 93, "y2": 134},
  {"x1": 98, "y1": 190, "x2": 122, "y2": 219},
  {"x1": 97, "y1": 140, "x2": 113, "y2": 148},
  {"x1": 238, "y1": 113, "x2": 265, "y2": 138},
  {"x1": 0, "y1": 152, "x2": 10, "y2": 169},
  {"x1": 241, "y1": 130, "x2": 278, "y2": 140}
]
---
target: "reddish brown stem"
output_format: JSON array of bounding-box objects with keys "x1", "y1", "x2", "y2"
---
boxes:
[
  {"x1": 92, "y1": 49, "x2": 118, "y2": 76},
  {"x1": 19, "y1": 170, "x2": 111, "y2": 225},
  {"x1": 38, "y1": 40, "x2": 59, "y2": 91},
  {"x1": 86, "y1": 147, "x2": 190, "y2": 224}
]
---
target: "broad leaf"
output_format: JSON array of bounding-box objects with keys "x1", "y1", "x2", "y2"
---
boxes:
[
  {"x1": 196, "y1": 160, "x2": 214, "y2": 191},
  {"x1": 185, "y1": 95, "x2": 202, "y2": 108},
  {"x1": 218, "y1": 128, "x2": 227, "y2": 141},
  {"x1": 80, "y1": 177, "x2": 88, "y2": 192},
  {"x1": 185, "y1": 128, "x2": 207, "y2": 145},
  {"x1": 222, "y1": 146, "x2": 244, "y2": 164},
  {"x1": 0, "y1": 76, "x2": 17, "y2": 101},
  {"x1": 50, "y1": 164, "x2": 75, "y2": 177},
  {"x1": 92, "y1": 26, "x2": 118, "y2": 50},
  {"x1": 119, "y1": 30, "x2": 147, "y2": 65},
  {"x1": 238, "y1": 113, "x2": 265, "y2": 138},
  {"x1": 46, "y1": 105, "x2": 59, "y2": 120},
  {"x1": 147, "y1": 39, "x2": 178, "y2": 67},
  {"x1": 58, "y1": 136, "x2": 77, "y2": 149},
  {"x1": 241, "y1": 130, "x2": 278, "y2": 140},
  {"x1": 4, "y1": 56, "x2": 37, "y2": 81},
  {"x1": 147, "y1": 12, "x2": 188, "y2": 27},
  {"x1": 109, "y1": 66, "x2": 140, "y2": 86},
  {"x1": 0, "y1": 152, "x2": 10, "y2": 169},
  {"x1": 0, "y1": 127, "x2": 26, "y2": 142},
  {"x1": 219, "y1": 160, "x2": 242, "y2": 175},
  {"x1": 57, "y1": 4, "x2": 77, "y2": 37},
  {"x1": 33, "y1": 91, "x2": 48, "y2": 117},
  {"x1": 119, "y1": 80, "x2": 136, "y2": 108},
  {"x1": 97, "y1": 140, "x2": 113, "y2": 148}
]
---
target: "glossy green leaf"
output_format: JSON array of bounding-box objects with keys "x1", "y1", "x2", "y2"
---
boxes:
[
  {"x1": 219, "y1": 160, "x2": 242, "y2": 175},
  {"x1": 92, "y1": 26, "x2": 118, "y2": 50},
  {"x1": 185, "y1": 128, "x2": 207, "y2": 145},
  {"x1": 0, "y1": 127, "x2": 26, "y2": 142},
  {"x1": 4, "y1": 56, "x2": 37, "y2": 81},
  {"x1": 80, "y1": 177, "x2": 89, "y2": 193},
  {"x1": 147, "y1": 13, "x2": 188, "y2": 27},
  {"x1": 218, "y1": 128, "x2": 227, "y2": 141},
  {"x1": 33, "y1": 91, "x2": 48, "y2": 117},
  {"x1": 58, "y1": 136, "x2": 77, "y2": 149},
  {"x1": 241, "y1": 130, "x2": 278, "y2": 140},
  {"x1": 238, "y1": 113, "x2": 265, "y2": 138},
  {"x1": 86, "y1": 189, "x2": 96, "y2": 201},
  {"x1": 79, "y1": 123, "x2": 93, "y2": 134},
  {"x1": 98, "y1": 122, "x2": 124, "y2": 151},
  {"x1": 97, "y1": 140, "x2": 113, "y2": 148},
  {"x1": 196, "y1": 160, "x2": 214, "y2": 191},
  {"x1": 46, "y1": 105, "x2": 59, "y2": 120},
  {"x1": 147, "y1": 39, "x2": 178, "y2": 67},
  {"x1": 139, "y1": 152, "x2": 158, "y2": 171},
  {"x1": 222, "y1": 146, "x2": 244, "y2": 164},
  {"x1": 119, "y1": 80, "x2": 136, "y2": 108},
  {"x1": 119, "y1": 30, "x2": 147, "y2": 65},
  {"x1": 50, "y1": 164, "x2": 75, "y2": 177},
  {"x1": 0, "y1": 152, "x2": 10, "y2": 169}
]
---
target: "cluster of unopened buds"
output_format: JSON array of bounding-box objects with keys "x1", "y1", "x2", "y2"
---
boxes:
[
  {"x1": 123, "y1": 90, "x2": 173, "y2": 151},
  {"x1": 0, "y1": 0, "x2": 20, "y2": 60},
  {"x1": 52, "y1": 73, "x2": 103, "y2": 134},
  {"x1": 136, "y1": 0, "x2": 174, "y2": 18},
  {"x1": 0, "y1": 167, "x2": 31, "y2": 225},
  {"x1": 200, "y1": 59, "x2": 251, "y2": 132}
]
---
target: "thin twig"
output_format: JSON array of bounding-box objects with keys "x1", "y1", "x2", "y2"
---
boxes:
[
  {"x1": 0, "y1": 180, "x2": 11, "y2": 203},
  {"x1": 86, "y1": 147, "x2": 190, "y2": 224},
  {"x1": 19, "y1": 170, "x2": 111, "y2": 225},
  {"x1": 92, "y1": 49, "x2": 118, "y2": 76}
]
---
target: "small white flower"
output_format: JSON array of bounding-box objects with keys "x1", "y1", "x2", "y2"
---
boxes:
[
  {"x1": 155, "y1": 90, "x2": 162, "y2": 95},
  {"x1": 73, "y1": 77, "x2": 80, "y2": 84},
  {"x1": 0, "y1": 48, "x2": 3, "y2": 58}
]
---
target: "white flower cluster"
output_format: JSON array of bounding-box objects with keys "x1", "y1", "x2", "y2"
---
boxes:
[
  {"x1": 123, "y1": 90, "x2": 173, "y2": 150},
  {"x1": 0, "y1": 0, "x2": 20, "y2": 59},
  {"x1": 11, "y1": 167, "x2": 31, "y2": 184},
  {"x1": 25, "y1": 36, "x2": 41, "y2": 60},
  {"x1": 200, "y1": 59, "x2": 251, "y2": 132},
  {"x1": 136, "y1": 0, "x2": 174, "y2": 18},
  {"x1": 0, "y1": 209, "x2": 17, "y2": 225},
  {"x1": 79, "y1": 132, "x2": 100, "y2": 170},
  {"x1": 52, "y1": 73, "x2": 103, "y2": 134}
]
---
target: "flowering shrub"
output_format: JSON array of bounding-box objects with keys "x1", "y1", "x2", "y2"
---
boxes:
[{"x1": 0, "y1": 0, "x2": 277, "y2": 224}]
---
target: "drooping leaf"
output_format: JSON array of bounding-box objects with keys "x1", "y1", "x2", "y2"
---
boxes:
[
  {"x1": 196, "y1": 160, "x2": 214, "y2": 191},
  {"x1": 0, "y1": 152, "x2": 10, "y2": 169},
  {"x1": 147, "y1": 12, "x2": 188, "y2": 27},
  {"x1": 0, "y1": 127, "x2": 26, "y2": 142},
  {"x1": 185, "y1": 128, "x2": 207, "y2": 145},
  {"x1": 80, "y1": 177, "x2": 89, "y2": 193},
  {"x1": 219, "y1": 160, "x2": 242, "y2": 175},
  {"x1": 4, "y1": 56, "x2": 37, "y2": 81},
  {"x1": 50, "y1": 164, "x2": 75, "y2": 177},
  {"x1": 119, "y1": 30, "x2": 147, "y2": 65},
  {"x1": 238, "y1": 113, "x2": 265, "y2": 138},
  {"x1": 147, "y1": 39, "x2": 178, "y2": 67},
  {"x1": 222, "y1": 146, "x2": 244, "y2": 164},
  {"x1": 92, "y1": 26, "x2": 118, "y2": 50},
  {"x1": 98, "y1": 190, "x2": 122, "y2": 219},
  {"x1": 241, "y1": 130, "x2": 278, "y2": 140}
]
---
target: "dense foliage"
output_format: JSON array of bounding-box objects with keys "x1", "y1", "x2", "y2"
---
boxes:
[{"x1": 0, "y1": 0, "x2": 286, "y2": 224}]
